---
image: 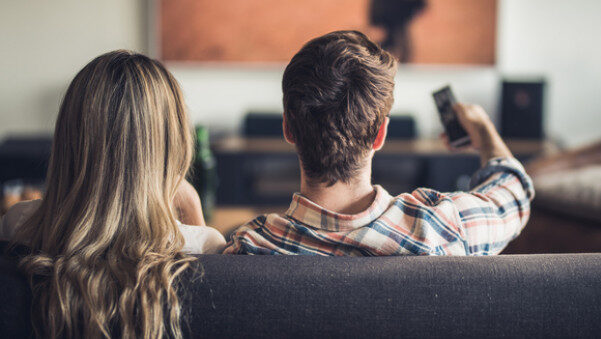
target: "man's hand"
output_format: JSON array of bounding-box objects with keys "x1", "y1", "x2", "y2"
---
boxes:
[
  {"x1": 442, "y1": 103, "x2": 513, "y2": 166},
  {"x1": 173, "y1": 180, "x2": 206, "y2": 226}
]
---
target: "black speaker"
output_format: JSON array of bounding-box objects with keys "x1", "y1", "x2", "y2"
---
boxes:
[
  {"x1": 500, "y1": 80, "x2": 546, "y2": 140},
  {"x1": 387, "y1": 115, "x2": 416, "y2": 139},
  {"x1": 243, "y1": 112, "x2": 283, "y2": 137}
]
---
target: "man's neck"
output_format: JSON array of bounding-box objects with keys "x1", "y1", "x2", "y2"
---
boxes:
[{"x1": 299, "y1": 164, "x2": 376, "y2": 215}]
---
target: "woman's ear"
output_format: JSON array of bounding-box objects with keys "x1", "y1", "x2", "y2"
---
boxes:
[
  {"x1": 283, "y1": 114, "x2": 295, "y2": 145},
  {"x1": 373, "y1": 116, "x2": 389, "y2": 151}
]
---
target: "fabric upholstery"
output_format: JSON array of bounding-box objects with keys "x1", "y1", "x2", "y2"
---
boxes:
[
  {"x1": 534, "y1": 165, "x2": 601, "y2": 223},
  {"x1": 1, "y1": 251, "x2": 600, "y2": 338}
]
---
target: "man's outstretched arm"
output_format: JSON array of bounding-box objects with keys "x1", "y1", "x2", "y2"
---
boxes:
[{"x1": 430, "y1": 104, "x2": 535, "y2": 254}]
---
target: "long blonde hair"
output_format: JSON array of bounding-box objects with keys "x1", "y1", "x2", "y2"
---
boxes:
[{"x1": 13, "y1": 50, "x2": 195, "y2": 338}]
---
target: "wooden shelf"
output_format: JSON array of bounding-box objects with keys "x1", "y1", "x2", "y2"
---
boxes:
[{"x1": 213, "y1": 137, "x2": 560, "y2": 157}]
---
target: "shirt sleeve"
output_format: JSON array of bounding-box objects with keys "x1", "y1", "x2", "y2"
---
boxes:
[
  {"x1": 413, "y1": 157, "x2": 534, "y2": 255},
  {"x1": 223, "y1": 215, "x2": 271, "y2": 255}
]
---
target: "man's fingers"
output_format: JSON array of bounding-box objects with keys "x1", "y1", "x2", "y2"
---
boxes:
[
  {"x1": 440, "y1": 132, "x2": 454, "y2": 151},
  {"x1": 452, "y1": 103, "x2": 465, "y2": 113}
]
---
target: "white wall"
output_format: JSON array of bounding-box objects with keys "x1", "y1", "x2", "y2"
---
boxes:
[
  {"x1": 0, "y1": 0, "x2": 146, "y2": 137},
  {"x1": 498, "y1": 0, "x2": 601, "y2": 147},
  {"x1": 170, "y1": 64, "x2": 499, "y2": 139}
]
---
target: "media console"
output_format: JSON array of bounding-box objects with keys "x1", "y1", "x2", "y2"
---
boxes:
[
  {"x1": 0, "y1": 136, "x2": 557, "y2": 206},
  {"x1": 212, "y1": 137, "x2": 558, "y2": 205}
]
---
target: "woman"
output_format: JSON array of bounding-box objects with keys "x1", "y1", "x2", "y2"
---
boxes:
[{"x1": 0, "y1": 50, "x2": 225, "y2": 338}]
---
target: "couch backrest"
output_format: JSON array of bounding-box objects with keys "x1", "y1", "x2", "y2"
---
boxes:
[{"x1": 2, "y1": 253, "x2": 601, "y2": 338}]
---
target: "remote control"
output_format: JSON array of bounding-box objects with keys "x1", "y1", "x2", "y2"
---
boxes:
[{"x1": 432, "y1": 85, "x2": 471, "y2": 147}]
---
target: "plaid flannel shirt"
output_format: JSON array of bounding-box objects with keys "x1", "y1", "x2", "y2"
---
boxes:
[{"x1": 224, "y1": 157, "x2": 534, "y2": 256}]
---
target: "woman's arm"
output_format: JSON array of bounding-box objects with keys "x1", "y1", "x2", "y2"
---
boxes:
[{"x1": 173, "y1": 180, "x2": 206, "y2": 226}]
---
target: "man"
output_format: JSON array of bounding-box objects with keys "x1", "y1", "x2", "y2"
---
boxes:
[{"x1": 224, "y1": 30, "x2": 534, "y2": 256}]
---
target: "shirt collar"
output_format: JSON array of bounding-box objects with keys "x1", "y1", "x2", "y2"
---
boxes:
[{"x1": 285, "y1": 185, "x2": 393, "y2": 231}]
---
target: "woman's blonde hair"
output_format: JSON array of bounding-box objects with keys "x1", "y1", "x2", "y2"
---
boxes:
[{"x1": 13, "y1": 50, "x2": 195, "y2": 338}]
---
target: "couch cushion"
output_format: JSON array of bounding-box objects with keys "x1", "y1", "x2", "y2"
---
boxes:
[
  {"x1": 182, "y1": 254, "x2": 601, "y2": 338},
  {"x1": 534, "y1": 165, "x2": 601, "y2": 223},
  {"x1": 0, "y1": 256, "x2": 32, "y2": 338},
  {"x1": 1, "y1": 253, "x2": 600, "y2": 338}
]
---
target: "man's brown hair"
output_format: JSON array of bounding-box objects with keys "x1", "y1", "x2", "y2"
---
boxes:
[{"x1": 283, "y1": 30, "x2": 397, "y2": 185}]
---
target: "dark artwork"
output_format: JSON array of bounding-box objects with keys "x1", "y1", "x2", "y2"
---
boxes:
[
  {"x1": 370, "y1": 0, "x2": 426, "y2": 63},
  {"x1": 160, "y1": 0, "x2": 496, "y2": 65}
]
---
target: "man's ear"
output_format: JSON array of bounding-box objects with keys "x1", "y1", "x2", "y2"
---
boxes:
[
  {"x1": 282, "y1": 114, "x2": 295, "y2": 145},
  {"x1": 373, "y1": 116, "x2": 389, "y2": 151}
]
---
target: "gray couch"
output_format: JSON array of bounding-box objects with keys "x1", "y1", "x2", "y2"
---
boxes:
[{"x1": 1, "y1": 250, "x2": 600, "y2": 338}]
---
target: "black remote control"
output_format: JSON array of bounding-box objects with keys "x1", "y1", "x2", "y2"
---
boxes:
[{"x1": 432, "y1": 85, "x2": 471, "y2": 147}]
